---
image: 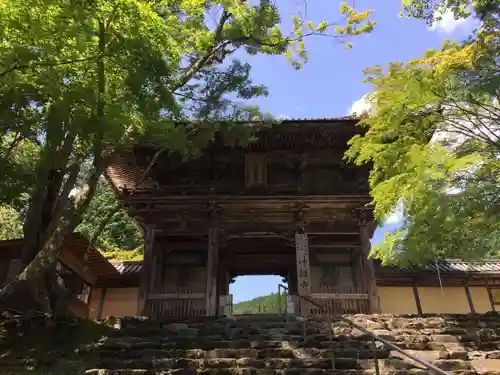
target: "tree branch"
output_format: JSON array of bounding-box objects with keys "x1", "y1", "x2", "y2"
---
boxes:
[
  {"x1": 0, "y1": 55, "x2": 103, "y2": 79},
  {"x1": 45, "y1": 163, "x2": 81, "y2": 237},
  {"x1": 172, "y1": 11, "x2": 231, "y2": 91}
]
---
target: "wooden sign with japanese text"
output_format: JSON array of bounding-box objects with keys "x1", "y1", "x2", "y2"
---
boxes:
[{"x1": 295, "y1": 233, "x2": 311, "y2": 295}]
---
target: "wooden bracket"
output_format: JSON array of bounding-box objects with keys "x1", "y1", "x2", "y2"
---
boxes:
[
  {"x1": 206, "y1": 201, "x2": 222, "y2": 224},
  {"x1": 291, "y1": 201, "x2": 309, "y2": 228}
]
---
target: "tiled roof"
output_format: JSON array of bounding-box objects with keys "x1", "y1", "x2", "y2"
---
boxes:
[
  {"x1": 378, "y1": 260, "x2": 500, "y2": 274},
  {"x1": 111, "y1": 261, "x2": 144, "y2": 275},
  {"x1": 0, "y1": 233, "x2": 120, "y2": 280},
  {"x1": 109, "y1": 259, "x2": 500, "y2": 277}
]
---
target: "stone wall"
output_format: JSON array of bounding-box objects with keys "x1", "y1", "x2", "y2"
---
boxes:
[{"x1": 333, "y1": 313, "x2": 500, "y2": 373}]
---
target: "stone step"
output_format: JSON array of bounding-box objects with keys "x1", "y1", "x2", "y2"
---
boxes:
[
  {"x1": 92, "y1": 339, "x2": 376, "y2": 351},
  {"x1": 115, "y1": 319, "x2": 500, "y2": 343},
  {"x1": 119, "y1": 322, "x2": 305, "y2": 331},
  {"x1": 94, "y1": 357, "x2": 359, "y2": 371},
  {"x1": 95, "y1": 348, "x2": 390, "y2": 361},
  {"x1": 110, "y1": 327, "x2": 322, "y2": 339},
  {"x1": 119, "y1": 316, "x2": 299, "y2": 329},
  {"x1": 307, "y1": 317, "x2": 500, "y2": 330},
  {"x1": 117, "y1": 313, "x2": 500, "y2": 328},
  {"x1": 85, "y1": 368, "x2": 500, "y2": 375},
  {"x1": 105, "y1": 329, "x2": 500, "y2": 352},
  {"x1": 105, "y1": 330, "x2": 377, "y2": 342},
  {"x1": 94, "y1": 357, "x2": 478, "y2": 372},
  {"x1": 95, "y1": 337, "x2": 500, "y2": 354}
]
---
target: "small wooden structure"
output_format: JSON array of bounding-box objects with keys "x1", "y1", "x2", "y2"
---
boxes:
[
  {"x1": 0, "y1": 233, "x2": 119, "y2": 316},
  {"x1": 106, "y1": 117, "x2": 380, "y2": 318}
]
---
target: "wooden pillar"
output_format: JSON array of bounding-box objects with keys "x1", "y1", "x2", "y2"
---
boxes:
[
  {"x1": 353, "y1": 249, "x2": 364, "y2": 291},
  {"x1": 359, "y1": 211, "x2": 380, "y2": 313},
  {"x1": 205, "y1": 226, "x2": 219, "y2": 316},
  {"x1": 217, "y1": 263, "x2": 230, "y2": 295},
  {"x1": 465, "y1": 283, "x2": 475, "y2": 314},
  {"x1": 295, "y1": 229, "x2": 311, "y2": 296},
  {"x1": 0, "y1": 260, "x2": 10, "y2": 287},
  {"x1": 412, "y1": 285, "x2": 423, "y2": 314},
  {"x1": 486, "y1": 278, "x2": 496, "y2": 312},
  {"x1": 138, "y1": 224, "x2": 155, "y2": 316},
  {"x1": 97, "y1": 287, "x2": 107, "y2": 319},
  {"x1": 288, "y1": 269, "x2": 298, "y2": 294}
]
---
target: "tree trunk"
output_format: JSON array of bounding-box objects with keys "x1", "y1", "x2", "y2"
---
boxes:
[
  {"x1": 0, "y1": 21, "x2": 110, "y2": 313},
  {"x1": 0, "y1": 154, "x2": 109, "y2": 310},
  {"x1": 20, "y1": 132, "x2": 76, "y2": 267}
]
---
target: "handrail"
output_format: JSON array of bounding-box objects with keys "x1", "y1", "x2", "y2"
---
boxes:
[
  {"x1": 278, "y1": 283, "x2": 335, "y2": 370},
  {"x1": 277, "y1": 284, "x2": 448, "y2": 375}
]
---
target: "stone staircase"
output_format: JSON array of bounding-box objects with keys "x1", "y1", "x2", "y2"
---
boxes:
[{"x1": 86, "y1": 313, "x2": 500, "y2": 375}]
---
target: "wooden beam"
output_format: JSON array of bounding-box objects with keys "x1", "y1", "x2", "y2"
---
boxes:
[
  {"x1": 157, "y1": 242, "x2": 211, "y2": 251},
  {"x1": 126, "y1": 195, "x2": 370, "y2": 206},
  {"x1": 138, "y1": 225, "x2": 155, "y2": 316},
  {"x1": 205, "y1": 226, "x2": 219, "y2": 316},
  {"x1": 412, "y1": 285, "x2": 423, "y2": 314},
  {"x1": 360, "y1": 214, "x2": 380, "y2": 313},
  {"x1": 303, "y1": 242, "x2": 360, "y2": 248},
  {"x1": 465, "y1": 284, "x2": 475, "y2": 314},
  {"x1": 149, "y1": 293, "x2": 205, "y2": 300},
  {"x1": 153, "y1": 239, "x2": 360, "y2": 252},
  {"x1": 311, "y1": 293, "x2": 369, "y2": 300},
  {"x1": 138, "y1": 219, "x2": 361, "y2": 237},
  {"x1": 486, "y1": 278, "x2": 497, "y2": 312}
]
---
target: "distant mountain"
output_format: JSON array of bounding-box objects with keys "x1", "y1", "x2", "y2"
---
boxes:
[
  {"x1": 232, "y1": 293, "x2": 285, "y2": 315},
  {"x1": 231, "y1": 222, "x2": 404, "y2": 315}
]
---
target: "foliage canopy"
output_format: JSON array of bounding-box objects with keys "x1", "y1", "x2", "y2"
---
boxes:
[
  {"x1": 0, "y1": 0, "x2": 377, "y2": 308},
  {"x1": 346, "y1": 4, "x2": 499, "y2": 264}
]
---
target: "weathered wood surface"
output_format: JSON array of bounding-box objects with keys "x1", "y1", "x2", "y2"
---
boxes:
[
  {"x1": 359, "y1": 214, "x2": 380, "y2": 313},
  {"x1": 205, "y1": 227, "x2": 219, "y2": 316},
  {"x1": 292, "y1": 293, "x2": 370, "y2": 316},
  {"x1": 107, "y1": 120, "x2": 380, "y2": 317},
  {"x1": 310, "y1": 293, "x2": 369, "y2": 300},
  {"x1": 295, "y1": 232, "x2": 312, "y2": 296},
  {"x1": 138, "y1": 225, "x2": 155, "y2": 315},
  {"x1": 149, "y1": 293, "x2": 205, "y2": 300},
  {"x1": 111, "y1": 147, "x2": 370, "y2": 197}
]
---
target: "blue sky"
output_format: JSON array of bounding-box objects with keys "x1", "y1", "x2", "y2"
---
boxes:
[{"x1": 229, "y1": 0, "x2": 476, "y2": 303}]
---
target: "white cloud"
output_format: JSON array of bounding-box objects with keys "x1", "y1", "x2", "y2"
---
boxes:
[
  {"x1": 348, "y1": 94, "x2": 375, "y2": 116},
  {"x1": 383, "y1": 200, "x2": 404, "y2": 225},
  {"x1": 384, "y1": 212, "x2": 403, "y2": 225},
  {"x1": 429, "y1": 9, "x2": 467, "y2": 33}
]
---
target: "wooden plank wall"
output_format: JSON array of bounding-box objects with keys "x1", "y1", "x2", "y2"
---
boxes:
[
  {"x1": 138, "y1": 225, "x2": 155, "y2": 315},
  {"x1": 147, "y1": 245, "x2": 207, "y2": 318}
]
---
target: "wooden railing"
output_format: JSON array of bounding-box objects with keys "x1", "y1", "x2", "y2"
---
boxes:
[
  {"x1": 295, "y1": 286, "x2": 370, "y2": 316},
  {"x1": 278, "y1": 284, "x2": 449, "y2": 375},
  {"x1": 146, "y1": 293, "x2": 206, "y2": 318}
]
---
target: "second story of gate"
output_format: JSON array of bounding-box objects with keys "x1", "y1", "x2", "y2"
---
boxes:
[{"x1": 106, "y1": 117, "x2": 370, "y2": 199}]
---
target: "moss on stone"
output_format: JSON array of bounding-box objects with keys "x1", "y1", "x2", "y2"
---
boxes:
[{"x1": 0, "y1": 311, "x2": 110, "y2": 375}]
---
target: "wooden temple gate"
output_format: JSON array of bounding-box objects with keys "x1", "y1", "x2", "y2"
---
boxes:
[{"x1": 107, "y1": 118, "x2": 380, "y2": 318}]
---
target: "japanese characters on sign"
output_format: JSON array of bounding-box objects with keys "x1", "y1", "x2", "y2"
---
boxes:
[{"x1": 295, "y1": 233, "x2": 311, "y2": 295}]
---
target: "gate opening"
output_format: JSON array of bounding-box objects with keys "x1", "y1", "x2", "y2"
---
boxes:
[{"x1": 229, "y1": 275, "x2": 287, "y2": 315}]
